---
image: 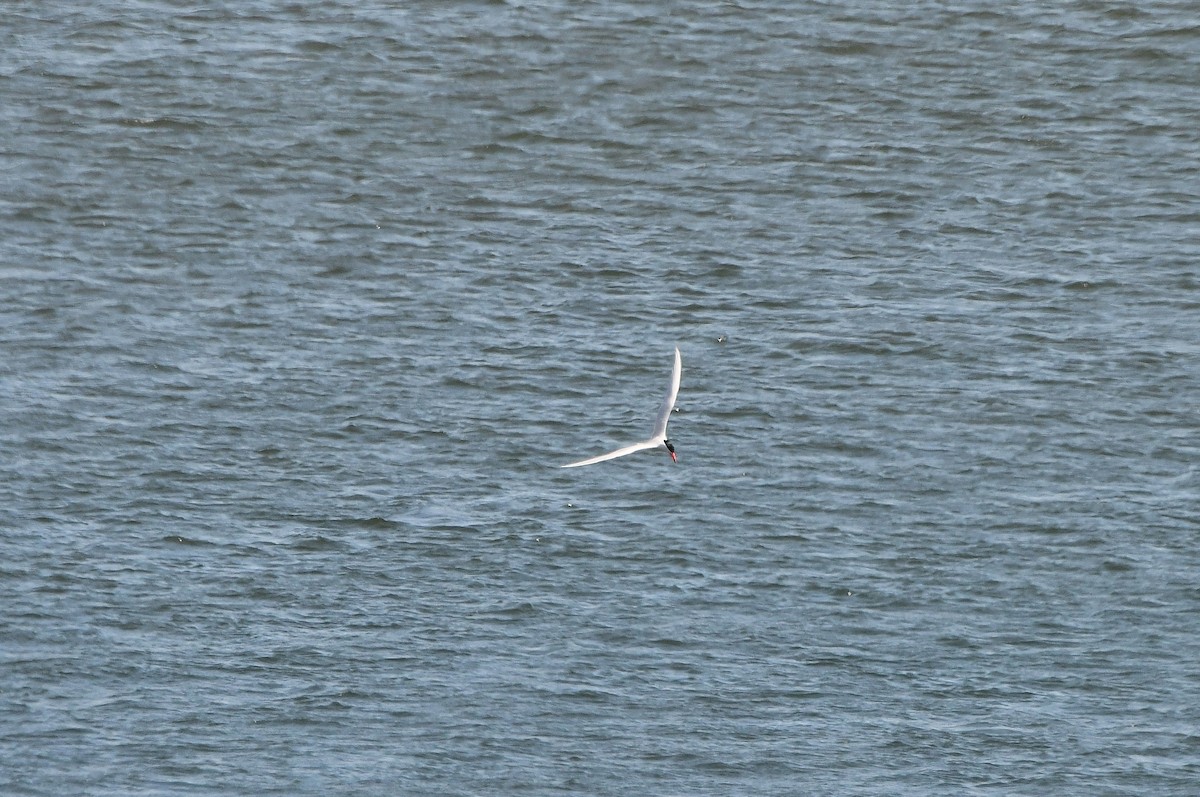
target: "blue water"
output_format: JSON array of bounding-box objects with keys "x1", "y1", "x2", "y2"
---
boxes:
[{"x1": 2, "y1": 2, "x2": 1198, "y2": 794}]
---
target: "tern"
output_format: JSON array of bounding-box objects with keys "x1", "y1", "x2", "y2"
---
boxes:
[{"x1": 561, "y1": 346, "x2": 682, "y2": 468}]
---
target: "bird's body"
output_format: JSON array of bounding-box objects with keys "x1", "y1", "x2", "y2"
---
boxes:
[{"x1": 561, "y1": 347, "x2": 682, "y2": 468}]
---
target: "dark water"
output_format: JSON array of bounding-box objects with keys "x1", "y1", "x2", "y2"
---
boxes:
[{"x1": 3, "y1": 2, "x2": 1198, "y2": 794}]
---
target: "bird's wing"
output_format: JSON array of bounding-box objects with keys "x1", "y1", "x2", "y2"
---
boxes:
[
  {"x1": 560, "y1": 438, "x2": 661, "y2": 468},
  {"x1": 651, "y1": 347, "x2": 682, "y2": 439}
]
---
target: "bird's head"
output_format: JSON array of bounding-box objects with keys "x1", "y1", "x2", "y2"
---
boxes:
[{"x1": 665, "y1": 439, "x2": 677, "y2": 463}]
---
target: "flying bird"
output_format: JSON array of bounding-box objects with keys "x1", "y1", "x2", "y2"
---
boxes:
[{"x1": 561, "y1": 347, "x2": 682, "y2": 468}]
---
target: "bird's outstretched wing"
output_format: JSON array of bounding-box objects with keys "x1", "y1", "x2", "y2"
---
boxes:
[
  {"x1": 651, "y1": 347, "x2": 682, "y2": 440},
  {"x1": 560, "y1": 438, "x2": 661, "y2": 468}
]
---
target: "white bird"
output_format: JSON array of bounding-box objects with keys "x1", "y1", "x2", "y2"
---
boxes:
[{"x1": 561, "y1": 347, "x2": 682, "y2": 468}]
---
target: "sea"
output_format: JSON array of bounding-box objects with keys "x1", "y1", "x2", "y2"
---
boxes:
[{"x1": 2, "y1": 1, "x2": 1198, "y2": 795}]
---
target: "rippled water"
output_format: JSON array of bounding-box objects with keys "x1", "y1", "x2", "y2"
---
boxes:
[{"x1": 3, "y1": 2, "x2": 1198, "y2": 795}]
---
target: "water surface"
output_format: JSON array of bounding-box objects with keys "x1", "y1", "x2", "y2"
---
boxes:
[{"x1": 2, "y1": 2, "x2": 1198, "y2": 794}]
